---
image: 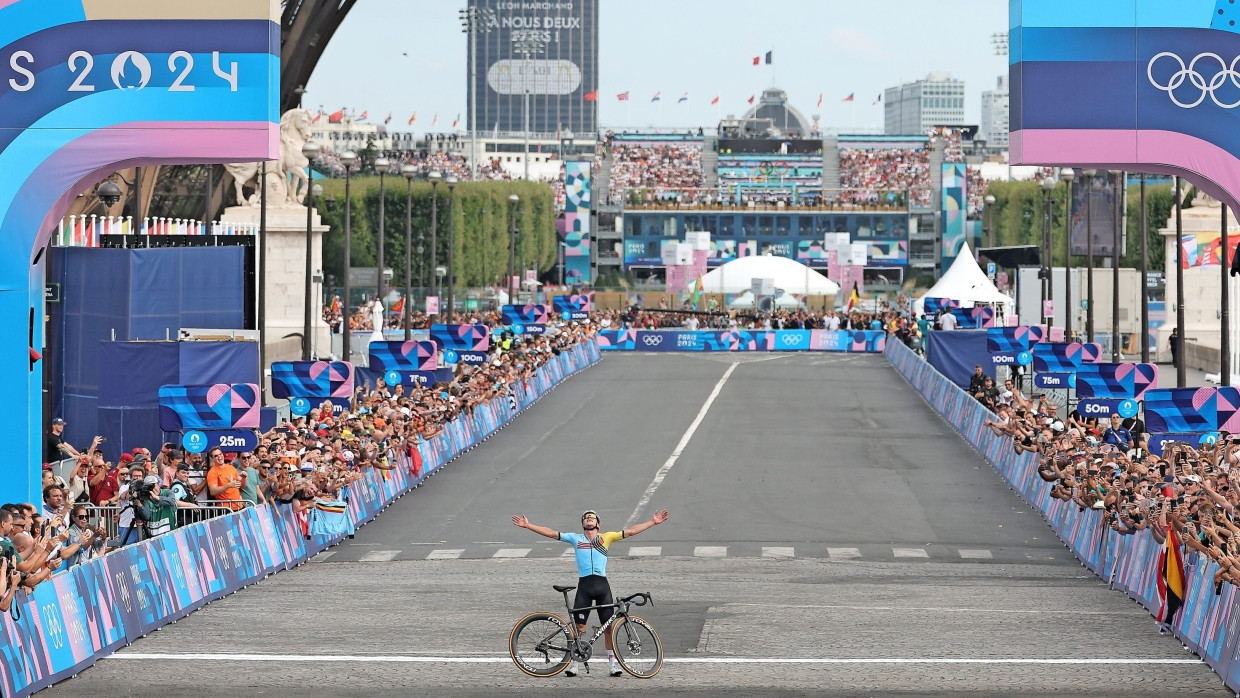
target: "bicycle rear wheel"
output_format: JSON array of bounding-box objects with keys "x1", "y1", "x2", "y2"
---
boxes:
[
  {"x1": 509, "y1": 612, "x2": 573, "y2": 677},
  {"x1": 610, "y1": 615, "x2": 663, "y2": 678}
]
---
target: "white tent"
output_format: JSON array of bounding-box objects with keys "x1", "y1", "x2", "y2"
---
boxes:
[
  {"x1": 700, "y1": 255, "x2": 841, "y2": 296},
  {"x1": 917, "y1": 242, "x2": 1014, "y2": 310},
  {"x1": 727, "y1": 290, "x2": 805, "y2": 309}
]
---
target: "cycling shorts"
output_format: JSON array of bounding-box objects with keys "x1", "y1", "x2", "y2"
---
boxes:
[{"x1": 572, "y1": 574, "x2": 614, "y2": 626}]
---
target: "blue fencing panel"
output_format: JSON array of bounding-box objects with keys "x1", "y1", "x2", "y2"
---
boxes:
[
  {"x1": 128, "y1": 248, "x2": 246, "y2": 340},
  {"x1": 926, "y1": 330, "x2": 994, "y2": 389}
]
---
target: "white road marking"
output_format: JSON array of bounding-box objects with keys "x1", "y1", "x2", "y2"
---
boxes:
[
  {"x1": 425, "y1": 549, "x2": 464, "y2": 560},
  {"x1": 626, "y1": 363, "x2": 738, "y2": 527},
  {"x1": 762, "y1": 546, "x2": 795, "y2": 558},
  {"x1": 309, "y1": 552, "x2": 335, "y2": 563},
  {"x1": 106, "y1": 653, "x2": 1204, "y2": 665},
  {"x1": 892, "y1": 547, "x2": 929, "y2": 558},
  {"x1": 827, "y1": 547, "x2": 861, "y2": 559},
  {"x1": 493, "y1": 548, "x2": 530, "y2": 558},
  {"x1": 694, "y1": 546, "x2": 728, "y2": 557},
  {"x1": 721, "y1": 603, "x2": 1125, "y2": 616},
  {"x1": 560, "y1": 548, "x2": 573, "y2": 557},
  {"x1": 958, "y1": 549, "x2": 993, "y2": 559},
  {"x1": 359, "y1": 550, "x2": 400, "y2": 562},
  {"x1": 628, "y1": 546, "x2": 662, "y2": 557}
]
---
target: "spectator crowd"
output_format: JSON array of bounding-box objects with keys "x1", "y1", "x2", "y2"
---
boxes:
[
  {"x1": 11, "y1": 317, "x2": 599, "y2": 602},
  {"x1": 605, "y1": 137, "x2": 704, "y2": 206}
]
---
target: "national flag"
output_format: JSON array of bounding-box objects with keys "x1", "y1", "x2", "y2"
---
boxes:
[
  {"x1": 408, "y1": 112, "x2": 417, "y2": 125},
  {"x1": 752, "y1": 56, "x2": 760, "y2": 65},
  {"x1": 678, "y1": 92, "x2": 688, "y2": 103},
  {"x1": 492, "y1": 122, "x2": 499, "y2": 138},
  {"x1": 847, "y1": 286, "x2": 860, "y2": 311},
  {"x1": 312, "y1": 111, "x2": 322, "y2": 123},
  {"x1": 651, "y1": 91, "x2": 661, "y2": 102},
  {"x1": 432, "y1": 113, "x2": 438, "y2": 126},
  {"x1": 842, "y1": 93, "x2": 854, "y2": 103},
  {"x1": 330, "y1": 296, "x2": 341, "y2": 314},
  {"x1": 359, "y1": 110, "x2": 368, "y2": 120},
  {"x1": 817, "y1": 93, "x2": 823, "y2": 108},
  {"x1": 872, "y1": 94, "x2": 882, "y2": 106},
  {"x1": 747, "y1": 95, "x2": 755, "y2": 105},
  {"x1": 391, "y1": 297, "x2": 405, "y2": 315},
  {"x1": 308, "y1": 499, "x2": 355, "y2": 537},
  {"x1": 710, "y1": 95, "x2": 720, "y2": 105},
  {"x1": 1156, "y1": 526, "x2": 1187, "y2": 625},
  {"x1": 691, "y1": 276, "x2": 703, "y2": 309},
  {"x1": 617, "y1": 91, "x2": 630, "y2": 101},
  {"x1": 451, "y1": 113, "x2": 460, "y2": 127},
  {"x1": 328, "y1": 109, "x2": 344, "y2": 123},
  {"x1": 584, "y1": 90, "x2": 599, "y2": 101},
  {"x1": 764, "y1": 51, "x2": 773, "y2": 64},
  {"x1": 385, "y1": 112, "x2": 392, "y2": 125}
]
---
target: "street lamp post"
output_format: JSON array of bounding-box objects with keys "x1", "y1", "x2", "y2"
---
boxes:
[
  {"x1": 984, "y1": 194, "x2": 996, "y2": 248},
  {"x1": 508, "y1": 194, "x2": 519, "y2": 300},
  {"x1": 1140, "y1": 174, "x2": 1149, "y2": 362},
  {"x1": 445, "y1": 175, "x2": 458, "y2": 322},
  {"x1": 1176, "y1": 176, "x2": 1186, "y2": 387},
  {"x1": 513, "y1": 37, "x2": 548, "y2": 181},
  {"x1": 301, "y1": 141, "x2": 321, "y2": 361},
  {"x1": 374, "y1": 156, "x2": 390, "y2": 304},
  {"x1": 428, "y1": 170, "x2": 442, "y2": 300},
  {"x1": 402, "y1": 164, "x2": 416, "y2": 339},
  {"x1": 460, "y1": 6, "x2": 495, "y2": 181},
  {"x1": 1082, "y1": 169, "x2": 1096, "y2": 343},
  {"x1": 1040, "y1": 177, "x2": 1056, "y2": 335},
  {"x1": 340, "y1": 149, "x2": 357, "y2": 362},
  {"x1": 1060, "y1": 168, "x2": 1076, "y2": 341}
]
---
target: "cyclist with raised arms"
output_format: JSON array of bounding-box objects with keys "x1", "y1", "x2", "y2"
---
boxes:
[{"x1": 512, "y1": 508, "x2": 668, "y2": 677}]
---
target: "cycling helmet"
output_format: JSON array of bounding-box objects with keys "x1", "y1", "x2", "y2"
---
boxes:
[{"x1": 581, "y1": 509, "x2": 600, "y2": 524}]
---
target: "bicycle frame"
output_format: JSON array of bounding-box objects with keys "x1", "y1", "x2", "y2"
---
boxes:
[{"x1": 557, "y1": 589, "x2": 651, "y2": 659}]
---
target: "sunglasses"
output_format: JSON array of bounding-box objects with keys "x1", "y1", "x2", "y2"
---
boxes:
[{"x1": 74, "y1": 515, "x2": 88, "y2": 520}]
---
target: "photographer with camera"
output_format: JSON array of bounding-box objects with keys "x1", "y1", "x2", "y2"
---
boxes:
[{"x1": 113, "y1": 463, "x2": 150, "y2": 547}]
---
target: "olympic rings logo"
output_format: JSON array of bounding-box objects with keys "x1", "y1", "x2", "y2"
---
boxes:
[
  {"x1": 641, "y1": 334, "x2": 664, "y2": 346},
  {"x1": 780, "y1": 334, "x2": 803, "y2": 346},
  {"x1": 1148, "y1": 52, "x2": 1240, "y2": 109}
]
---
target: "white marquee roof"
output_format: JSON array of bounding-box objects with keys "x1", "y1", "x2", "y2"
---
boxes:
[
  {"x1": 918, "y1": 242, "x2": 1014, "y2": 306},
  {"x1": 700, "y1": 255, "x2": 841, "y2": 295}
]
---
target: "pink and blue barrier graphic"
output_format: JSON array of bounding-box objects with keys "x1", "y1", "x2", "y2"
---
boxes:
[
  {"x1": 1032, "y1": 342, "x2": 1103, "y2": 372},
  {"x1": 1074, "y1": 362, "x2": 1159, "y2": 399},
  {"x1": 502, "y1": 305, "x2": 549, "y2": 329},
  {"x1": 368, "y1": 341, "x2": 438, "y2": 373},
  {"x1": 553, "y1": 294, "x2": 593, "y2": 320},
  {"x1": 157, "y1": 383, "x2": 260, "y2": 431},
  {"x1": 986, "y1": 326, "x2": 1045, "y2": 354},
  {"x1": 430, "y1": 324, "x2": 490, "y2": 352},
  {"x1": 886, "y1": 338, "x2": 1240, "y2": 693},
  {"x1": 270, "y1": 361, "x2": 355, "y2": 399},
  {"x1": 1144, "y1": 386, "x2": 1240, "y2": 434},
  {"x1": 597, "y1": 329, "x2": 885, "y2": 353},
  {"x1": 0, "y1": 340, "x2": 601, "y2": 698}
]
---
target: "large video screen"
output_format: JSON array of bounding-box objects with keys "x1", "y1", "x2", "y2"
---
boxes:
[{"x1": 468, "y1": 0, "x2": 598, "y2": 135}]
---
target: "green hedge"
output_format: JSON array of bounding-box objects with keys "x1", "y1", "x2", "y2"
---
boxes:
[{"x1": 314, "y1": 177, "x2": 557, "y2": 287}]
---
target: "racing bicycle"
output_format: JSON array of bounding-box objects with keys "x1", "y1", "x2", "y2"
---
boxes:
[{"x1": 508, "y1": 584, "x2": 663, "y2": 678}]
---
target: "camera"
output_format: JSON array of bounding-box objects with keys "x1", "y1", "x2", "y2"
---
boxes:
[{"x1": 128, "y1": 479, "x2": 155, "y2": 502}]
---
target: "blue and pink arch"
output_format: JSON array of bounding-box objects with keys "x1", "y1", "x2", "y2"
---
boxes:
[
  {"x1": 0, "y1": 0, "x2": 278, "y2": 505},
  {"x1": 1011, "y1": 0, "x2": 1240, "y2": 209}
]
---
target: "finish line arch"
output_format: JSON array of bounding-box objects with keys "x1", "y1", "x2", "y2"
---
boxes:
[
  {"x1": 1010, "y1": 0, "x2": 1240, "y2": 210},
  {"x1": 0, "y1": 0, "x2": 279, "y2": 505}
]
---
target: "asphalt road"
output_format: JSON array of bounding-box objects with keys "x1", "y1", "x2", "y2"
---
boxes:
[{"x1": 43, "y1": 353, "x2": 1233, "y2": 696}]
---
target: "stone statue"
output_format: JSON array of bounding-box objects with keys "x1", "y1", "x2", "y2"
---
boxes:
[
  {"x1": 369, "y1": 299, "x2": 385, "y2": 342},
  {"x1": 223, "y1": 108, "x2": 315, "y2": 208}
]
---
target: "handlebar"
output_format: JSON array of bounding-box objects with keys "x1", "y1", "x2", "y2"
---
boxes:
[{"x1": 621, "y1": 592, "x2": 653, "y2": 607}]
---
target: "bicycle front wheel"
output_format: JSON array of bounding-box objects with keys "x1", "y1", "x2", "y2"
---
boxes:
[
  {"x1": 509, "y1": 612, "x2": 573, "y2": 677},
  {"x1": 610, "y1": 615, "x2": 663, "y2": 678}
]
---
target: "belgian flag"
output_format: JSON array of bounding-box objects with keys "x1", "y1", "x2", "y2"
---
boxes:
[{"x1": 1156, "y1": 527, "x2": 1187, "y2": 625}]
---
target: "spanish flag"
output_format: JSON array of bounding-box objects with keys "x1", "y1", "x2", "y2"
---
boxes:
[
  {"x1": 1156, "y1": 526, "x2": 1187, "y2": 625},
  {"x1": 846, "y1": 286, "x2": 860, "y2": 311}
]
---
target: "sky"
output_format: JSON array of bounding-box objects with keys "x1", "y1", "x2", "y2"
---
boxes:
[{"x1": 305, "y1": 0, "x2": 1009, "y2": 134}]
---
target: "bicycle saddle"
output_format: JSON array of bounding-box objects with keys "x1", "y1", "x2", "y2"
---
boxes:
[{"x1": 553, "y1": 584, "x2": 576, "y2": 593}]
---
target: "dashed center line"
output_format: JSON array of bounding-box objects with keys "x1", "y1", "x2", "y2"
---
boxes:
[
  {"x1": 628, "y1": 546, "x2": 662, "y2": 557},
  {"x1": 493, "y1": 548, "x2": 530, "y2": 558},
  {"x1": 425, "y1": 549, "x2": 464, "y2": 560},
  {"x1": 892, "y1": 547, "x2": 930, "y2": 559}
]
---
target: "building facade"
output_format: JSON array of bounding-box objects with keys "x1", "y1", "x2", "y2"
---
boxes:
[
  {"x1": 883, "y1": 72, "x2": 966, "y2": 135},
  {"x1": 980, "y1": 75, "x2": 1009, "y2": 148},
  {"x1": 467, "y1": 0, "x2": 599, "y2": 137}
]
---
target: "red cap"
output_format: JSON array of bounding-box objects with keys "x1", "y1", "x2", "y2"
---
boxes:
[
  {"x1": 41, "y1": 463, "x2": 53, "y2": 470},
  {"x1": 119, "y1": 453, "x2": 134, "y2": 464},
  {"x1": 131, "y1": 448, "x2": 144, "y2": 455}
]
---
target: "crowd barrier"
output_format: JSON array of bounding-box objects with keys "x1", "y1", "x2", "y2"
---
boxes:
[
  {"x1": 597, "y1": 329, "x2": 886, "y2": 353},
  {"x1": 884, "y1": 339, "x2": 1240, "y2": 692},
  {"x1": 0, "y1": 340, "x2": 603, "y2": 697}
]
